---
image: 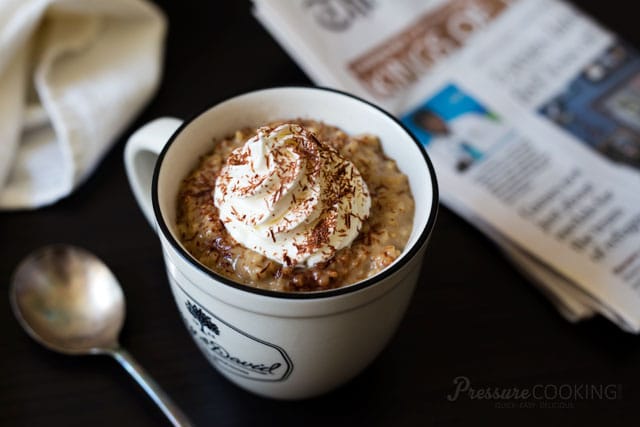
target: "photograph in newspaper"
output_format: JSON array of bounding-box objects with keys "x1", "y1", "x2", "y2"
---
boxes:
[
  {"x1": 538, "y1": 41, "x2": 640, "y2": 171},
  {"x1": 402, "y1": 83, "x2": 506, "y2": 173}
]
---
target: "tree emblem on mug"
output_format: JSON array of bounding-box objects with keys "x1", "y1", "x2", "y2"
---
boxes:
[{"x1": 186, "y1": 300, "x2": 220, "y2": 337}]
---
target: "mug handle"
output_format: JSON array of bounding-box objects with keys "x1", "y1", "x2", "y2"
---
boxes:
[{"x1": 124, "y1": 118, "x2": 183, "y2": 228}]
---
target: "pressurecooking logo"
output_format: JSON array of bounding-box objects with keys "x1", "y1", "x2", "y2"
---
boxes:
[{"x1": 447, "y1": 376, "x2": 621, "y2": 409}]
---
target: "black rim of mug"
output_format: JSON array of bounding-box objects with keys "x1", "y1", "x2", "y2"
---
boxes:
[{"x1": 151, "y1": 86, "x2": 439, "y2": 300}]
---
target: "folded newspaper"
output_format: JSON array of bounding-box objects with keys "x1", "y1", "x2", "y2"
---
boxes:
[
  {"x1": 254, "y1": 0, "x2": 640, "y2": 333},
  {"x1": 253, "y1": 0, "x2": 640, "y2": 332}
]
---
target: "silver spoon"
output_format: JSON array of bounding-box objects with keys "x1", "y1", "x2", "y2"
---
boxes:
[{"x1": 9, "y1": 244, "x2": 193, "y2": 427}]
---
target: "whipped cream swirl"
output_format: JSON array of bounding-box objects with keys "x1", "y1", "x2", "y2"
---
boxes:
[{"x1": 214, "y1": 123, "x2": 371, "y2": 267}]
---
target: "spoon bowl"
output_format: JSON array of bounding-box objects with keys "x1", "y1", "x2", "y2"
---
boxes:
[
  {"x1": 11, "y1": 245, "x2": 124, "y2": 354},
  {"x1": 10, "y1": 244, "x2": 192, "y2": 427}
]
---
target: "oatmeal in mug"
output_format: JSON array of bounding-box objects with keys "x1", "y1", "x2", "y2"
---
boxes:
[{"x1": 176, "y1": 119, "x2": 415, "y2": 292}]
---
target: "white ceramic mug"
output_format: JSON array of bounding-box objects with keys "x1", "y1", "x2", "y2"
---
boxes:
[{"x1": 124, "y1": 87, "x2": 438, "y2": 399}]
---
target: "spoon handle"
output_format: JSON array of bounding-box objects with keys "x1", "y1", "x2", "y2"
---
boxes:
[{"x1": 112, "y1": 348, "x2": 194, "y2": 427}]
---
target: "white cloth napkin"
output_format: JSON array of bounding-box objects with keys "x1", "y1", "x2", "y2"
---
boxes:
[{"x1": 0, "y1": 0, "x2": 166, "y2": 209}]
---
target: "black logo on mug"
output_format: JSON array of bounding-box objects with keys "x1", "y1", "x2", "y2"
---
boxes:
[
  {"x1": 179, "y1": 292, "x2": 293, "y2": 382},
  {"x1": 186, "y1": 300, "x2": 220, "y2": 337}
]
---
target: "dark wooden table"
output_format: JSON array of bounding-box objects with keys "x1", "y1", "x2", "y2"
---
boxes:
[{"x1": 2, "y1": 1, "x2": 638, "y2": 426}]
